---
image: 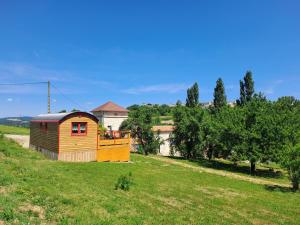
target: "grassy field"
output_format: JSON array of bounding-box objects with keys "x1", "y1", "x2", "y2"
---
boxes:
[
  {"x1": 0, "y1": 125, "x2": 29, "y2": 135},
  {"x1": 0, "y1": 136, "x2": 299, "y2": 224},
  {"x1": 166, "y1": 156, "x2": 290, "y2": 185}
]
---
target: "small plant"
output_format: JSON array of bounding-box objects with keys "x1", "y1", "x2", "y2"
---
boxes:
[
  {"x1": 115, "y1": 172, "x2": 133, "y2": 191},
  {"x1": 0, "y1": 208, "x2": 15, "y2": 222}
]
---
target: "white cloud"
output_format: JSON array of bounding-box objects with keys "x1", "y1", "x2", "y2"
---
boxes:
[
  {"x1": 0, "y1": 62, "x2": 72, "y2": 83},
  {"x1": 122, "y1": 83, "x2": 190, "y2": 95},
  {"x1": 7, "y1": 98, "x2": 13, "y2": 102},
  {"x1": 262, "y1": 79, "x2": 285, "y2": 96}
]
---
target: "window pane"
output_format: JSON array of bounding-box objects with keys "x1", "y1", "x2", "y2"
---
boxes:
[
  {"x1": 72, "y1": 123, "x2": 79, "y2": 133},
  {"x1": 80, "y1": 123, "x2": 86, "y2": 133}
]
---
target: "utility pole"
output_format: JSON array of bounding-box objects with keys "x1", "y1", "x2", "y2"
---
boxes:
[{"x1": 48, "y1": 81, "x2": 51, "y2": 113}]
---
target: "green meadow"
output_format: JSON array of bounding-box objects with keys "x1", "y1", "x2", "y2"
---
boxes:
[
  {"x1": 0, "y1": 125, "x2": 30, "y2": 135},
  {"x1": 0, "y1": 135, "x2": 299, "y2": 225}
]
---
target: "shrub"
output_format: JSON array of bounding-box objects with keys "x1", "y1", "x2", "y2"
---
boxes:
[
  {"x1": 281, "y1": 144, "x2": 300, "y2": 191},
  {"x1": 115, "y1": 172, "x2": 133, "y2": 191}
]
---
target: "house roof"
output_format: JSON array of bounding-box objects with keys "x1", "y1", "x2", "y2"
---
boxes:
[
  {"x1": 91, "y1": 101, "x2": 129, "y2": 113},
  {"x1": 152, "y1": 125, "x2": 174, "y2": 132},
  {"x1": 31, "y1": 112, "x2": 98, "y2": 123}
]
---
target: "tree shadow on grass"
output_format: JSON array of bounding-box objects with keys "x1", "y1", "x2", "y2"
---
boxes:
[
  {"x1": 167, "y1": 156, "x2": 284, "y2": 180},
  {"x1": 264, "y1": 185, "x2": 297, "y2": 193}
]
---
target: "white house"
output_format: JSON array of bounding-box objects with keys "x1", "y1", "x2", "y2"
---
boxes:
[
  {"x1": 91, "y1": 101, "x2": 128, "y2": 131},
  {"x1": 152, "y1": 125, "x2": 180, "y2": 156}
]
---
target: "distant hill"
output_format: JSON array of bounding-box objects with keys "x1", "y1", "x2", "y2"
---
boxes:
[{"x1": 0, "y1": 116, "x2": 32, "y2": 128}]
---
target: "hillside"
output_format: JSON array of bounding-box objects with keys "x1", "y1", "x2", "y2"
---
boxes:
[
  {"x1": 0, "y1": 125, "x2": 30, "y2": 135},
  {"x1": 0, "y1": 117, "x2": 32, "y2": 128},
  {"x1": 0, "y1": 136, "x2": 299, "y2": 224}
]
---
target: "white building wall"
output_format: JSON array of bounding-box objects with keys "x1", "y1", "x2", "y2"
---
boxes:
[
  {"x1": 159, "y1": 132, "x2": 172, "y2": 156},
  {"x1": 92, "y1": 111, "x2": 128, "y2": 131},
  {"x1": 103, "y1": 117, "x2": 127, "y2": 130},
  {"x1": 157, "y1": 131, "x2": 180, "y2": 157}
]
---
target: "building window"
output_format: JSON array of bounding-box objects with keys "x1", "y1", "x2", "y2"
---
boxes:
[
  {"x1": 71, "y1": 122, "x2": 87, "y2": 136},
  {"x1": 40, "y1": 122, "x2": 48, "y2": 132}
]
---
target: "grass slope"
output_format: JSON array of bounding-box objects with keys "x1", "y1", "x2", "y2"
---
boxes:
[
  {"x1": 0, "y1": 125, "x2": 29, "y2": 135},
  {"x1": 0, "y1": 136, "x2": 299, "y2": 225}
]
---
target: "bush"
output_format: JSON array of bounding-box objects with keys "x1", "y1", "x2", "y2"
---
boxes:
[{"x1": 115, "y1": 172, "x2": 133, "y2": 191}]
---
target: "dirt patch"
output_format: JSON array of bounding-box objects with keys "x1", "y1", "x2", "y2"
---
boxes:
[
  {"x1": 19, "y1": 203, "x2": 45, "y2": 219},
  {"x1": 143, "y1": 193, "x2": 183, "y2": 209},
  {"x1": 4, "y1": 135, "x2": 30, "y2": 148},
  {"x1": 0, "y1": 220, "x2": 5, "y2": 225},
  {"x1": 150, "y1": 156, "x2": 289, "y2": 188},
  {"x1": 0, "y1": 186, "x2": 15, "y2": 195},
  {"x1": 194, "y1": 186, "x2": 246, "y2": 200},
  {"x1": 0, "y1": 187, "x2": 7, "y2": 194}
]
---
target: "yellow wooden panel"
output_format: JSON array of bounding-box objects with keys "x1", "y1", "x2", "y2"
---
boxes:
[
  {"x1": 97, "y1": 144, "x2": 130, "y2": 162},
  {"x1": 59, "y1": 116, "x2": 98, "y2": 153},
  {"x1": 98, "y1": 138, "x2": 130, "y2": 146}
]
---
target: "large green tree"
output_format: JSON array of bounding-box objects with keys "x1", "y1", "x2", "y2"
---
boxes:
[
  {"x1": 186, "y1": 82, "x2": 199, "y2": 107},
  {"x1": 281, "y1": 139, "x2": 300, "y2": 190},
  {"x1": 120, "y1": 107, "x2": 161, "y2": 155},
  {"x1": 213, "y1": 78, "x2": 227, "y2": 110},
  {"x1": 243, "y1": 94, "x2": 271, "y2": 174},
  {"x1": 171, "y1": 105, "x2": 205, "y2": 159},
  {"x1": 274, "y1": 97, "x2": 300, "y2": 190}
]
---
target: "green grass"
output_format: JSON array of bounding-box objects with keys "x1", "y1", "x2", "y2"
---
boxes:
[
  {"x1": 0, "y1": 137, "x2": 299, "y2": 224},
  {"x1": 167, "y1": 156, "x2": 290, "y2": 185},
  {"x1": 0, "y1": 125, "x2": 29, "y2": 135}
]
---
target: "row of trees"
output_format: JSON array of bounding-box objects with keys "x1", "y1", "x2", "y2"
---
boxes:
[
  {"x1": 171, "y1": 71, "x2": 300, "y2": 190},
  {"x1": 121, "y1": 71, "x2": 300, "y2": 190},
  {"x1": 127, "y1": 104, "x2": 174, "y2": 116}
]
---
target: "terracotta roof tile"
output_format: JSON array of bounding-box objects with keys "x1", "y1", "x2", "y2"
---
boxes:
[{"x1": 91, "y1": 101, "x2": 129, "y2": 112}]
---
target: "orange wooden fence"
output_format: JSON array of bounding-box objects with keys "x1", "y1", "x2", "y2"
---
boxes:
[{"x1": 96, "y1": 131, "x2": 131, "y2": 162}]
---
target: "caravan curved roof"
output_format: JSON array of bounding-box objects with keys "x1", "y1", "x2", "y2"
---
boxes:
[{"x1": 31, "y1": 112, "x2": 98, "y2": 123}]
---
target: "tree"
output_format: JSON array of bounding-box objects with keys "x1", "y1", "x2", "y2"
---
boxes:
[
  {"x1": 120, "y1": 107, "x2": 161, "y2": 155},
  {"x1": 214, "y1": 106, "x2": 246, "y2": 162},
  {"x1": 281, "y1": 141, "x2": 300, "y2": 190},
  {"x1": 171, "y1": 105, "x2": 205, "y2": 159},
  {"x1": 186, "y1": 82, "x2": 199, "y2": 107},
  {"x1": 127, "y1": 104, "x2": 140, "y2": 111},
  {"x1": 213, "y1": 78, "x2": 227, "y2": 109},
  {"x1": 274, "y1": 97, "x2": 300, "y2": 190},
  {"x1": 59, "y1": 109, "x2": 67, "y2": 113},
  {"x1": 237, "y1": 71, "x2": 254, "y2": 106}
]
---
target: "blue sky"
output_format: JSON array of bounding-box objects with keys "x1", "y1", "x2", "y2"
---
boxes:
[{"x1": 0, "y1": 0, "x2": 300, "y2": 117}]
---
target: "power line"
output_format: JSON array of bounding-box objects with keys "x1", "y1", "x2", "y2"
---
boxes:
[
  {"x1": 0, "y1": 81, "x2": 48, "y2": 86},
  {"x1": 50, "y1": 83, "x2": 88, "y2": 112},
  {"x1": 1, "y1": 81, "x2": 88, "y2": 112}
]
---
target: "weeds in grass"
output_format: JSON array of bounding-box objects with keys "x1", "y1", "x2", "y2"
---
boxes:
[
  {"x1": 115, "y1": 172, "x2": 133, "y2": 191},
  {"x1": 0, "y1": 208, "x2": 15, "y2": 222}
]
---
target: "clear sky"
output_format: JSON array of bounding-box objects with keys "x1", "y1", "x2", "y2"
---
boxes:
[{"x1": 0, "y1": 0, "x2": 299, "y2": 117}]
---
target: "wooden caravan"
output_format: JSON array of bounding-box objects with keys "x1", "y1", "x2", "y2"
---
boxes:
[
  {"x1": 30, "y1": 112, "x2": 98, "y2": 162},
  {"x1": 97, "y1": 130, "x2": 130, "y2": 162}
]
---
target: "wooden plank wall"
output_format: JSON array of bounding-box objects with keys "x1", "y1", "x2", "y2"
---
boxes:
[
  {"x1": 59, "y1": 116, "x2": 98, "y2": 162},
  {"x1": 59, "y1": 150, "x2": 96, "y2": 162},
  {"x1": 97, "y1": 144, "x2": 130, "y2": 162},
  {"x1": 30, "y1": 122, "x2": 59, "y2": 153}
]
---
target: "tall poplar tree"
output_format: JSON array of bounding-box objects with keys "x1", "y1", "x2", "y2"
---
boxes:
[
  {"x1": 237, "y1": 71, "x2": 255, "y2": 106},
  {"x1": 213, "y1": 78, "x2": 227, "y2": 109},
  {"x1": 186, "y1": 82, "x2": 199, "y2": 107}
]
